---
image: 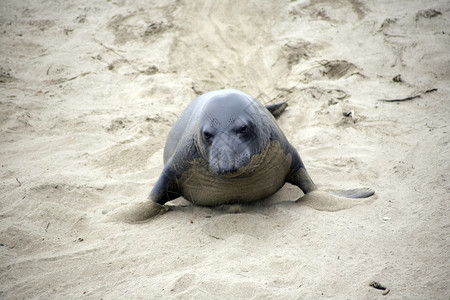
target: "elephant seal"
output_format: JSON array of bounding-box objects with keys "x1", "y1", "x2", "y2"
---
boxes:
[{"x1": 111, "y1": 89, "x2": 374, "y2": 221}]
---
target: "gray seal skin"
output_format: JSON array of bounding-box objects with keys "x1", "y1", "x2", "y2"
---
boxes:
[{"x1": 149, "y1": 89, "x2": 374, "y2": 209}]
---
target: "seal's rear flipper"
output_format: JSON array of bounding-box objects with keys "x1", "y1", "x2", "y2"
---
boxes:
[
  {"x1": 330, "y1": 188, "x2": 375, "y2": 198},
  {"x1": 265, "y1": 102, "x2": 288, "y2": 118}
]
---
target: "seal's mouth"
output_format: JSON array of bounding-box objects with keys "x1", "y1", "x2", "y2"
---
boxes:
[
  {"x1": 219, "y1": 169, "x2": 244, "y2": 178},
  {"x1": 217, "y1": 168, "x2": 238, "y2": 176},
  {"x1": 210, "y1": 166, "x2": 241, "y2": 178},
  {"x1": 211, "y1": 160, "x2": 261, "y2": 178}
]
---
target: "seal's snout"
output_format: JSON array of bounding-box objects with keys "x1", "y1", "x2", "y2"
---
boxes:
[{"x1": 210, "y1": 149, "x2": 239, "y2": 175}]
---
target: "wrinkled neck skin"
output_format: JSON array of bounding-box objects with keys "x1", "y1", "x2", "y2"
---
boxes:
[
  {"x1": 195, "y1": 93, "x2": 272, "y2": 177},
  {"x1": 179, "y1": 140, "x2": 292, "y2": 206}
]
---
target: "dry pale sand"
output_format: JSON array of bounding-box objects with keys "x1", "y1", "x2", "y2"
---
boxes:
[{"x1": 1, "y1": 0, "x2": 449, "y2": 299}]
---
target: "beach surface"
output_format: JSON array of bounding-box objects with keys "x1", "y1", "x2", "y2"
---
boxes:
[{"x1": 1, "y1": 0, "x2": 449, "y2": 298}]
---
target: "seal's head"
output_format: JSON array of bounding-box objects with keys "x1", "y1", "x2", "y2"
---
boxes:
[{"x1": 197, "y1": 92, "x2": 270, "y2": 175}]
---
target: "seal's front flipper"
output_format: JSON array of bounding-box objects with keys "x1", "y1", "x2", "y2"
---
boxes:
[
  {"x1": 149, "y1": 159, "x2": 180, "y2": 205},
  {"x1": 265, "y1": 102, "x2": 288, "y2": 118},
  {"x1": 105, "y1": 201, "x2": 167, "y2": 223},
  {"x1": 287, "y1": 149, "x2": 317, "y2": 194},
  {"x1": 330, "y1": 188, "x2": 375, "y2": 198},
  {"x1": 105, "y1": 160, "x2": 181, "y2": 223},
  {"x1": 296, "y1": 190, "x2": 366, "y2": 212}
]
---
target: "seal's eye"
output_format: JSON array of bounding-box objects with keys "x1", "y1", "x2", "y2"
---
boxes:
[
  {"x1": 203, "y1": 131, "x2": 213, "y2": 140},
  {"x1": 238, "y1": 125, "x2": 248, "y2": 134}
]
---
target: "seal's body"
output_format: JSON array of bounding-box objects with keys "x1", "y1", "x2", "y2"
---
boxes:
[{"x1": 149, "y1": 89, "x2": 373, "y2": 207}]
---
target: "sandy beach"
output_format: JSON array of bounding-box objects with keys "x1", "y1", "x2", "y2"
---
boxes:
[{"x1": 1, "y1": 0, "x2": 449, "y2": 298}]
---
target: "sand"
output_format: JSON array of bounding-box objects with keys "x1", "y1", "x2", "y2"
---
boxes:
[{"x1": 1, "y1": 0, "x2": 449, "y2": 298}]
